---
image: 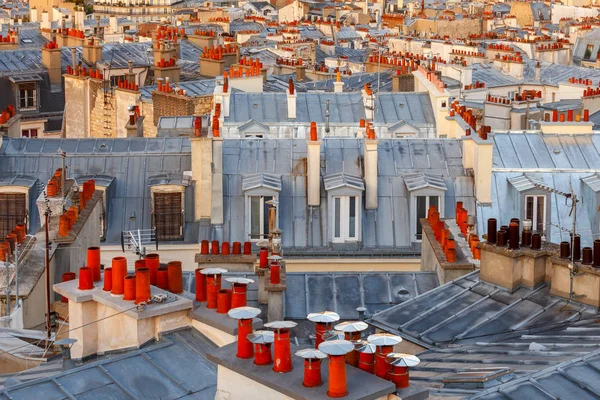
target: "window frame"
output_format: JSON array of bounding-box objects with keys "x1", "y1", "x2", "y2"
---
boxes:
[
  {"x1": 245, "y1": 189, "x2": 279, "y2": 242},
  {"x1": 17, "y1": 82, "x2": 38, "y2": 112},
  {"x1": 525, "y1": 194, "x2": 547, "y2": 234},
  {"x1": 331, "y1": 195, "x2": 360, "y2": 243},
  {"x1": 0, "y1": 189, "x2": 29, "y2": 239},
  {"x1": 150, "y1": 185, "x2": 186, "y2": 242},
  {"x1": 409, "y1": 189, "x2": 444, "y2": 243}
]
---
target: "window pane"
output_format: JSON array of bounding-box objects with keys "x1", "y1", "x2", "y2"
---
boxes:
[
  {"x1": 263, "y1": 196, "x2": 273, "y2": 235},
  {"x1": 429, "y1": 196, "x2": 439, "y2": 210},
  {"x1": 416, "y1": 196, "x2": 426, "y2": 236},
  {"x1": 250, "y1": 196, "x2": 260, "y2": 238},
  {"x1": 348, "y1": 196, "x2": 356, "y2": 238},
  {"x1": 526, "y1": 196, "x2": 534, "y2": 221},
  {"x1": 536, "y1": 196, "x2": 545, "y2": 232},
  {"x1": 334, "y1": 197, "x2": 341, "y2": 238}
]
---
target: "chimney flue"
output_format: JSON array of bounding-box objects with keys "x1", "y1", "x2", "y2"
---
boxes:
[
  {"x1": 522, "y1": 219, "x2": 532, "y2": 246},
  {"x1": 308, "y1": 311, "x2": 340, "y2": 349},
  {"x1": 560, "y1": 242, "x2": 571, "y2": 259},
  {"x1": 318, "y1": 340, "x2": 355, "y2": 398},
  {"x1": 497, "y1": 230, "x2": 507, "y2": 246},
  {"x1": 582, "y1": 247, "x2": 593, "y2": 265},
  {"x1": 531, "y1": 233, "x2": 542, "y2": 250},
  {"x1": 228, "y1": 307, "x2": 261, "y2": 359},
  {"x1": 572, "y1": 234, "x2": 581, "y2": 261},
  {"x1": 265, "y1": 320, "x2": 297, "y2": 373},
  {"x1": 508, "y1": 221, "x2": 519, "y2": 249},
  {"x1": 487, "y1": 218, "x2": 497, "y2": 243},
  {"x1": 594, "y1": 239, "x2": 600, "y2": 267},
  {"x1": 248, "y1": 330, "x2": 274, "y2": 366},
  {"x1": 296, "y1": 349, "x2": 326, "y2": 388}
]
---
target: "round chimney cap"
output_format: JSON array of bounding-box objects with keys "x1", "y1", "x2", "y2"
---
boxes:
[
  {"x1": 318, "y1": 339, "x2": 354, "y2": 356},
  {"x1": 256, "y1": 240, "x2": 270, "y2": 248},
  {"x1": 367, "y1": 333, "x2": 403, "y2": 346},
  {"x1": 355, "y1": 340, "x2": 377, "y2": 354},
  {"x1": 307, "y1": 311, "x2": 340, "y2": 323},
  {"x1": 387, "y1": 353, "x2": 421, "y2": 367},
  {"x1": 296, "y1": 348, "x2": 327, "y2": 359},
  {"x1": 247, "y1": 330, "x2": 274, "y2": 344},
  {"x1": 225, "y1": 277, "x2": 255, "y2": 285},
  {"x1": 264, "y1": 320, "x2": 297, "y2": 330},
  {"x1": 335, "y1": 321, "x2": 368, "y2": 333},
  {"x1": 268, "y1": 255, "x2": 283, "y2": 261},
  {"x1": 356, "y1": 306, "x2": 367, "y2": 312},
  {"x1": 227, "y1": 306, "x2": 261, "y2": 320},
  {"x1": 201, "y1": 267, "x2": 228, "y2": 276}
]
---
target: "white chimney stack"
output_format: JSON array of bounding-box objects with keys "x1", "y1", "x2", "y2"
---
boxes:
[
  {"x1": 307, "y1": 122, "x2": 321, "y2": 206},
  {"x1": 287, "y1": 78, "x2": 296, "y2": 119}
]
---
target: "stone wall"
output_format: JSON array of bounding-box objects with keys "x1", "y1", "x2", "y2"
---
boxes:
[
  {"x1": 89, "y1": 80, "x2": 115, "y2": 138},
  {"x1": 510, "y1": 2, "x2": 534, "y2": 27},
  {"x1": 152, "y1": 91, "x2": 196, "y2": 125}
]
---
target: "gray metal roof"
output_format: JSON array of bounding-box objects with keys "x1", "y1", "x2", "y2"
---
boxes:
[
  {"x1": 0, "y1": 328, "x2": 217, "y2": 399},
  {"x1": 369, "y1": 270, "x2": 600, "y2": 349},
  {"x1": 220, "y1": 138, "x2": 472, "y2": 253},
  {"x1": 478, "y1": 133, "x2": 600, "y2": 246},
  {"x1": 242, "y1": 172, "x2": 282, "y2": 191},
  {"x1": 323, "y1": 172, "x2": 365, "y2": 191},
  {"x1": 0, "y1": 138, "x2": 195, "y2": 244},
  {"x1": 224, "y1": 92, "x2": 436, "y2": 134},
  {"x1": 140, "y1": 79, "x2": 216, "y2": 100},
  {"x1": 582, "y1": 173, "x2": 600, "y2": 192},
  {"x1": 182, "y1": 270, "x2": 439, "y2": 320},
  {"x1": 404, "y1": 172, "x2": 447, "y2": 192}
]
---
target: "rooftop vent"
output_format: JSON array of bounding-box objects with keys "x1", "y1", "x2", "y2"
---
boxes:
[{"x1": 443, "y1": 367, "x2": 515, "y2": 389}]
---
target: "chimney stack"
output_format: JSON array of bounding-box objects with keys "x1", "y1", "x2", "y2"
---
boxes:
[
  {"x1": 287, "y1": 78, "x2": 296, "y2": 119},
  {"x1": 307, "y1": 121, "x2": 321, "y2": 206},
  {"x1": 296, "y1": 58, "x2": 306, "y2": 81},
  {"x1": 333, "y1": 71, "x2": 344, "y2": 93},
  {"x1": 82, "y1": 36, "x2": 103, "y2": 65},
  {"x1": 42, "y1": 40, "x2": 63, "y2": 88},
  {"x1": 364, "y1": 129, "x2": 378, "y2": 209}
]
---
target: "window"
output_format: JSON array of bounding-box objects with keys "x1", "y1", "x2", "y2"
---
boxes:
[
  {"x1": 18, "y1": 83, "x2": 37, "y2": 111},
  {"x1": 332, "y1": 196, "x2": 359, "y2": 242},
  {"x1": 415, "y1": 195, "x2": 439, "y2": 241},
  {"x1": 21, "y1": 129, "x2": 38, "y2": 138},
  {"x1": 525, "y1": 195, "x2": 546, "y2": 233},
  {"x1": 244, "y1": 133, "x2": 264, "y2": 138},
  {"x1": 153, "y1": 192, "x2": 183, "y2": 241},
  {"x1": 249, "y1": 195, "x2": 273, "y2": 240},
  {"x1": 0, "y1": 193, "x2": 27, "y2": 239}
]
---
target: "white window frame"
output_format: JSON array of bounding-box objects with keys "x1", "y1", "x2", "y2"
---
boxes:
[
  {"x1": 332, "y1": 195, "x2": 360, "y2": 243},
  {"x1": 18, "y1": 82, "x2": 37, "y2": 111},
  {"x1": 411, "y1": 192, "x2": 444, "y2": 242},
  {"x1": 525, "y1": 194, "x2": 546, "y2": 233},
  {"x1": 245, "y1": 192, "x2": 279, "y2": 242}
]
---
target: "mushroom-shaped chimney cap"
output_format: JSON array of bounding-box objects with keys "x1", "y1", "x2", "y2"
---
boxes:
[
  {"x1": 307, "y1": 311, "x2": 340, "y2": 323},
  {"x1": 247, "y1": 330, "x2": 274, "y2": 344},
  {"x1": 367, "y1": 333, "x2": 403, "y2": 346},
  {"x1": 227, "y1": 306, "x2": 261, "y2": 320},
  {"x1": 268, "y1": 255, "x2": 283, "y2": 262},
  {"x1": 225, "y1": 277, "x2": 255, "y2": 285},
  {"x1": 318, "y1": 339, "x2": 354, "y2": 356},
  {"x1": 334, "y1": 321, "x2": 368, "y2": 333},
  {"x1": 256, "y1": 240, "x2": 270, "y2": 248},
  {"x1": 264, "y1": 320, "x2": 297, "y2": 330},
  {"x1": 387, "y1": 353, "x2": 421, "y2": 367},
  {"x1": 355, "y1": 340, "x2": 377, "y2": 354},
  {"x1": 201, "y1": 267, "x2": 228, "y2": 276},
  {"x1": 296, "y1": 348, "x2": 327, "y2": 359}
]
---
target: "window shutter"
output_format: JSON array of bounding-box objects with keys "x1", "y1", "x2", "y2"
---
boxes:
[
  {"x1": 0, "y1": 193, "x2": 27, "y2": 239},
  {"x1": 153, "y1": 192, "x2": 183, "y2": 241}
]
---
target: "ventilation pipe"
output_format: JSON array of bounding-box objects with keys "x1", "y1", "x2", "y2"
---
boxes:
[
  {"x1": 228, "y1": 307, "x2": 261, "y2": 359},
  {"x1": 248, "y1": 330, "x2": 274, "y2": 366},
  {"x1": 265, "y1": 320, "x2": 298, "y2": 373},
  {"x1": 296, "y1": 348, "x2": 327, "y2": 387},
  {"x1": 307, "y1": 121, "x2": 321, "y2": 206},
  {"x1": 364, "y1": 129, "x2": 378, "y2": 209},
  {"x1": 318, "y1": 340, "x2": 355, "y2": 397},
  {"x1": 307, "y1": 311, "x2": 340, "y2": 348}
]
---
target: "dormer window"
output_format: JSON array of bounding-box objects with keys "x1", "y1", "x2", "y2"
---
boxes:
[
  {"x1": 405, "y1": 173, "x2": 447, "y2": 242},
  {"x1": 324, "y1": 173, "x2": 364, "y2": 244},
  {"x1": 508, "y1": 174, "x2": 549, "y2": 236},
  {"x1": 243, "y1": 173, "x2": 282, "y2": 241},
  {"x1": 149, "y1": 174, "x2": 191, "y2": 242},
  {"x1": 18, "y1": 82, "x2": 37, "y2": 111}
]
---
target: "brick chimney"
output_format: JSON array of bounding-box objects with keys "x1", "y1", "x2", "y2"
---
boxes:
[
  {"x1": 287, "y1": 78, "x2": 296, "y2": 119},
  {"x1": 307, "y1": 121, "x2": 321, "y2": 206}
]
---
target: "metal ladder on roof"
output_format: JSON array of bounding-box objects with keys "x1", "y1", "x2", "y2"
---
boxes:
[{"x1": 102, "y1": 76, "x2": 114, "y2": 137}]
